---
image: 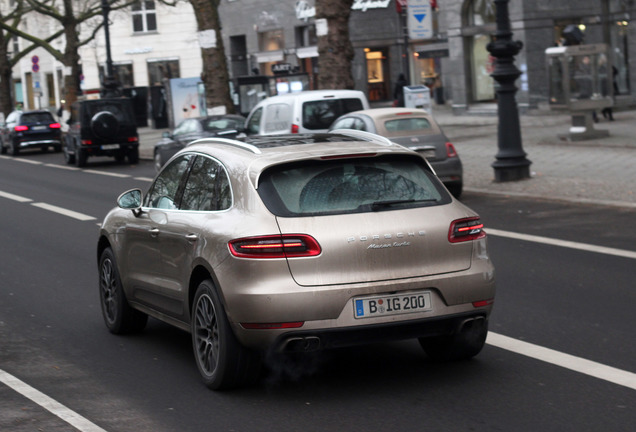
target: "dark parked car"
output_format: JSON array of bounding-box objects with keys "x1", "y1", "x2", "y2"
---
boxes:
[
  {"x1": 153, "y1": 114, "x2": 245, "y2": 171},
  {"x1": 330, "y1": 108, "x2": 464, "y2": 198},
  {"x1": 64, "y1": 98, "x2": 139, "y2": 167},
  {"x1": 0, "y1": 110, "x2": 62, "y2": 155}
]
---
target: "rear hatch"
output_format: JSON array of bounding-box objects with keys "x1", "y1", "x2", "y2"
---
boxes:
[
  {"x1": 257, "y1": 153, "x2": 474, "y2": 287},
  {"x1": 19, "y1": 112, "x2": 60, "y2": 141}
]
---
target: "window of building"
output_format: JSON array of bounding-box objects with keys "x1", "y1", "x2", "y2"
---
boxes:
[
  {"x1": 295, "y1": 25, "x2": 317, "y2": 47},
  {"x1": 463, "y1": 0, "x2": 496, "y2": 102},
  {"x1": 99, "y1": 63, "x2": 134, "y2": 88},
  {"x1": 132, "y1": 1, "x2": 157, "y2": 33},
  {"x1": 258, "y1": 29, "x2": 284, "y2": 52},
  {"x1": 147, "y1": 59, "x2": 180, "y2": 86},
  {"x1": 365, "y1": 48, "x2": 389, "y2": 102}
]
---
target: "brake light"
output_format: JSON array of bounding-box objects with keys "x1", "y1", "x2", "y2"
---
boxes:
[
  {"x1": 446, "y1": 142, "x2": 458, "y2": 158},
  {"x1": 229, "y1": 234, "x2": 321, "y2": 258},
  {"x1": 291, "y1": 124, "x2": 299, "y2": 134},
  {"x1": 472, "y1": 299, "x2": 494, "y2": 308},
  {"x1": 14, "y1": 125, "x2": 28, "y2": 132},
  {"x1": 395, "y1": 112, "x2": 413, "y2": 116},
  {"x1": 241, "y1": 322, "x2": 304, "y2": 330},
  {"x1": 321, "y1": 153, "x2": 376, "y2": 160},
  {"x1": 128, "y1": 136, "x2": 139, "y2": 142},
  {"x1": 448, "y1": 217, "x2": 485, "y2": 243},
  {"x1": 81, "y1": 139, "x2": 93, "y2": 145},
  {"x1": 49, "y1": 123, "x2": 61, "y2": 129}
]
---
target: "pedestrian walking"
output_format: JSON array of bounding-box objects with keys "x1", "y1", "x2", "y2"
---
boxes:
[{"x1": 393, "y1": 74, "x2": 407, "y2": 107}]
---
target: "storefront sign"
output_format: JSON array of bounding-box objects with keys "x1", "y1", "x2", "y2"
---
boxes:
[
  {"x1": 295, "y1": 1, "x2": 315, "y2": 21},
  {"x1": 407, "y1": 0, "x2": 433, "y2": 40},
  {"x1": 352, "y1": 0, "x2": 391, "y2": 12},
  {"x1": 272, "y1": 63, "x2": 293, "y2": 74}
]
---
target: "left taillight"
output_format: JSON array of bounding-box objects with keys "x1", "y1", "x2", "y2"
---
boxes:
[
  {"x1": 14, "y1": 125, "x2": 28, "y2": 132},
  {"x1": 446, "y1": 142, "x2": 458, "y2": 158},
  {"x1": 448, "y1": 217, "x2": 485, "y2": 243},
  {"x1": 229, "y1": 234, "x2": 321, "y2": 258},
  {"x1": 49, "y1": 123, "x2": 61, "y2": 129}
]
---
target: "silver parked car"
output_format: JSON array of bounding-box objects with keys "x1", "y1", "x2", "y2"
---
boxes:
[
  {"x1": 330, "y1": 108, "x2": 463, "y2": 198},
  {"x1": 98, "y1": 131, "x2": 495, "y2": 390}
]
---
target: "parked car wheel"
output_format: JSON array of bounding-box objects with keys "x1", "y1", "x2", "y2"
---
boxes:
[
  {"x1": 75, "y1": 148, "x2": 87, "y2": 167},
  {"x1": 8, "y1": 141, "x2": 19, "y2": 156},
  {"x1": 419, "y1": 318, "x2": 488, "y2": 361},
  {"x1": 99, "y1": 247, "x2": 148, "y2": 334},
  {"x1": 192, "y1": 280, "x2": 261, "y2": 390},
  {"x1": 63, "y1": 146, "x2": 75, "y2": 164},
  {"x1": 0, "y1": 139, "x2": 6, "y2": 155},
  {"x1": 128, "y1": 148, "x2": 139, "y2": 165}
]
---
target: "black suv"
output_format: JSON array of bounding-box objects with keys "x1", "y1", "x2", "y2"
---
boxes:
[
  {"x1": 0, "y1": 110, "x2": 62, "y2": 155},
  {"x1": 64, "y1": 98, "x2": 139, "y2": 167}
]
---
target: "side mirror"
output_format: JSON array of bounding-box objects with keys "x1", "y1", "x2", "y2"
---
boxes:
[{"x1": 117, "y1": 189, "x2": 143, "y2": 216}]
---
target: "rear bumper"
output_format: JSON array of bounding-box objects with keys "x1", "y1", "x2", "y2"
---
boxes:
[
  {"x1": 430, "y1": 157, "x2": 463, "y2": 185},
  {"x1": 17, "y1": 138, "x2": 62, "y2": 148},
  {"x1": 79, "y1": 142, "x2": 139, "y2": 157},
  {"x1": 272, "y1": 311, "x2": 488, "y2": 353}
]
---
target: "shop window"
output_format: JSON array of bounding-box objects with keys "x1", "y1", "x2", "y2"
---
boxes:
[
  {"x1": 132, "y1": 1, "x2": 157, "y2": 33},
  {"x1": 366, "y1": 48, "x2": 389, "y2": 102},
  {"x1": 463, "y1": 0, "x2": 496, "y2": 102},
  {"x1": 147, "y1": 59, "x2": 180, "y2": 86},
  {"x1": 296, "y1": 25, "x2": 317, "y2": 47},
  {"x1": 258, "y1": 29, "x2": 284, "y2": 52}
]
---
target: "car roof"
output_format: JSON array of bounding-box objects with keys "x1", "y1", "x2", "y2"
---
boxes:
[
  {"x1": 185, "y1": 131, "x2": 424, "y2": 188},
  {"x1": 255, "y1": 89, "x2": 367, "y2": 104},
  {"x1": 336, "y1": 107, "x2": 443, "y2": 136}
]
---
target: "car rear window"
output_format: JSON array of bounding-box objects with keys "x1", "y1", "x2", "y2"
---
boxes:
[
  {"x1": 258, "y1": 155, "x2": 450, "y2": 217},
  {"x1": 302, "y1": 98, "x2": 364, "y2": 130},
  {"x1": 263, "y1": 103, "x2": 292, "y2": 133},
  {"x1": 21, "y1": 112, "x2": 55, "y2": 124},
  {"x1": 384, "y1": 117, "x2": 432, "y2": 132}
]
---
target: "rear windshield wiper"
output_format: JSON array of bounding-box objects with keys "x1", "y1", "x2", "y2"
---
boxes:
[{"x1": 368, "y1": 199, "x2": 438, "y2": 211}]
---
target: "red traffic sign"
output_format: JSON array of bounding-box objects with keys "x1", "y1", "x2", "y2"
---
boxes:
[
  {"x1": 31, "y1": 55, "x2": 39, "y2": 64},
  {"x1": 32, "y1": 64, "x2": 40, "y2": 72}
]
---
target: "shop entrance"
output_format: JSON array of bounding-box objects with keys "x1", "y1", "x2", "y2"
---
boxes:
[{"x1": 365, "y1": 47, "x2": 390, "y2": 102}]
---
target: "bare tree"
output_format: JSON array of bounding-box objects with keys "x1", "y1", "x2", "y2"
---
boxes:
[
  {"x1": 0, "y1": 0, "x2": 143, "y2": 109},
  {"x1": 0, "y1": 0, "x2": 63, "y2": 115},
  {"x1": 315, "y1": 0, "x2": 355, "y2": 89},
  {"x1": 189, "y1": 0, "x2": 234, "y2": 114}
]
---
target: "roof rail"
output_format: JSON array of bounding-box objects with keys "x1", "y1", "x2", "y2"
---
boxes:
[
  {"x1": 329, "y1": 129, "x2": 395, "y2": 147},
  {"x1": 189, "y1": 137, "x2": 262, "y2": 154}
]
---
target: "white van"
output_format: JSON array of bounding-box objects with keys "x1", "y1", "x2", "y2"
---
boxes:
[{"x1": 245, "y1": 90, "x2": 370, "y2": 135}]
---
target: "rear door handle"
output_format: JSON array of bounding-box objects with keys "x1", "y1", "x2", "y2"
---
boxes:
[
  {"x1": 149, "y1": 228, "x2": 160, "y2": 237},
  {"x1": 185, "y1": 234, "x2": 198, "y2": 242}
]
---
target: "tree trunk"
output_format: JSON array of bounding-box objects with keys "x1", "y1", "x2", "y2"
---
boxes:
[
  {"x1": 316, "y1": 0, "x2": 355, "y2": 89},
  {"x1": 0, "y1": 32, "x2": 14, "y2": 116},
  {"x1": 190, "y1": 0, "x2": 234, "y2": 114},
  {"x1": 62, "y1": 24, "x2": 81, "y2": 107}
]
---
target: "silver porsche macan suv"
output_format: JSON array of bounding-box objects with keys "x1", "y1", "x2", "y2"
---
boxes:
[{"x1": 97, "y1": 131, "x2": 495, "y2": 390}]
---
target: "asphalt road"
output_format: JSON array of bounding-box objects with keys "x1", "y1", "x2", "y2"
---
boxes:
[{"x1": 1, "y1": 150, "x2": 634, "y2": 432}]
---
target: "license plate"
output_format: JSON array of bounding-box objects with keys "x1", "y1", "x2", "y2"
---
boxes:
[
  {"x1": 354, "y1": 291, "x2": 432, "y2": 319},
  {"x1": 32, "y1": 125, "x2": 47, "y2": 131},
  {"x1": 101, "y1": 144, "x2": 119, "y2": 150},
  {"x1": 418, "y1": 149, "x2": 436, "y2": 159}
]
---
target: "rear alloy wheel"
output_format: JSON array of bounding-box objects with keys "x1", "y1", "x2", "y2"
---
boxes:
[
  {"x1": 419, "y1": 318, "x2": 488, "y2": 361},
  {"x1": 99, "y1": 247, "x2": 148, "y2": 334},
  {"x1": 192, "y1": 280, "x2": 260, "y2": 390}
]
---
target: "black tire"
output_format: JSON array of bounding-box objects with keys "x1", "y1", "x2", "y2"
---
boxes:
[
  {"x1": 191, "y1": 280, "x2": 261, "y2": 390},
  {"x1": 63, "y1": 146, "x2": 76, "y2": 164},
  {"x1": 53, "y1": 145, "x2": 62, "y2": 153},
  {"x1": 91, "y1": 111, "x2": 120, "y2": 139},
  {"x1": 8, "y1": 141, "x2": 19, "y2": 156},
  {"x1": 419, "y1": 318, "x2": 488, "y2": 361},
  {"x1": 0, "y1": 140, "x2": 6, "y2": 155},
  {"x1": 75, "y1": 148, "x2": 87, "y2": 167},
  {"x1": 98, "y1": 247, "x2": 148, "y2": 334},
  {"x1": 446, "y1": 182, "x2": 463, "y2": 199},
  {"x1": 128, "y1": 147, "x2": 139, "y2": 165}
]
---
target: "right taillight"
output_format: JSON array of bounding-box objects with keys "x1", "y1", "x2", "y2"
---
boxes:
[
  {"x1": 448, "y1": 217, "x2": 485, "y2": 243},
  {"x1": 291, "y1": 124, "x2": 299, "y2": 134},
  {"x1": 445, "y1": 142, "x2": 458, "y2": 158},
  {"x1": 229, "y1": 234, "x2": 321, "y2": 258}
]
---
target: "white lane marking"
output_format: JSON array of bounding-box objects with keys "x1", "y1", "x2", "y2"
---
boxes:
[
  {"x1": 487, "y1": 228, "x2": 636, "y2": 260},
  {"x1": 487, "y1": 332, "x2": 636, "y2": 391},
  {"x1": 0, "y1": 369, "x2": 108, "y2": 432},
  {"x1": 133, "y1": 176, "x2": 153, "y2": 182},
  {"x1": 45, "y1": 164, "x2": 80, "y2": 171},
  {"x1": 31, "y1": 202, "x2": 96, "y2": 221},
  {"x1": 0, "y1": 190, "x2": 33, "y2": 203},
  {"x1": 83, "y1": 169, "x2": 131, "y2": 178},
  {"x1": 12, "y1": 158, "x2": 42, "y2": 165}
]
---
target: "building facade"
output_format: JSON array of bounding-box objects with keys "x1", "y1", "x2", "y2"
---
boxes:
[{"x1": 8, "y1": 0, "x2": 636, "y2": 123}]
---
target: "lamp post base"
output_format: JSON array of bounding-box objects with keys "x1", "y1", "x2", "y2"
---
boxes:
[{"x1": 492, "y1": 160, "x2": 532, "y2": 182}]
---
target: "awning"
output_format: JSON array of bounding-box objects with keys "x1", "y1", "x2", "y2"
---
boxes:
[
  {"x1": 254, "y1": 50, "x2": 284, "y2": 63},
  {"x1": 296, "y1": 46, "x2": 319, "y2": 59}
]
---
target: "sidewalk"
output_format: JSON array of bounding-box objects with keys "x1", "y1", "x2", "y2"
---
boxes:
[{"x1": 137, "y1": 107, "x2": 636, "y2": 208}]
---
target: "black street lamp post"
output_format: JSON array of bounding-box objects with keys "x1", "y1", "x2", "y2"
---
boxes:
[
  {"x1": 101, "y1": 0, "x2": 119, "y2": 97},
  {"x1": 486, "y1": 0, "x2": 531, "y2": 182}
]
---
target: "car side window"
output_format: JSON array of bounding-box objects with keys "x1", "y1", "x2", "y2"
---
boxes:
[
  {"x1": 246, "y1": 108, "x2": 262, "y2": 135},
  {"x1": 180, "y1": 156, "x2": 232, "y2": 211},
  {"x1": 145, "y1": 154, "x2": 193, "y2": 209}
]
